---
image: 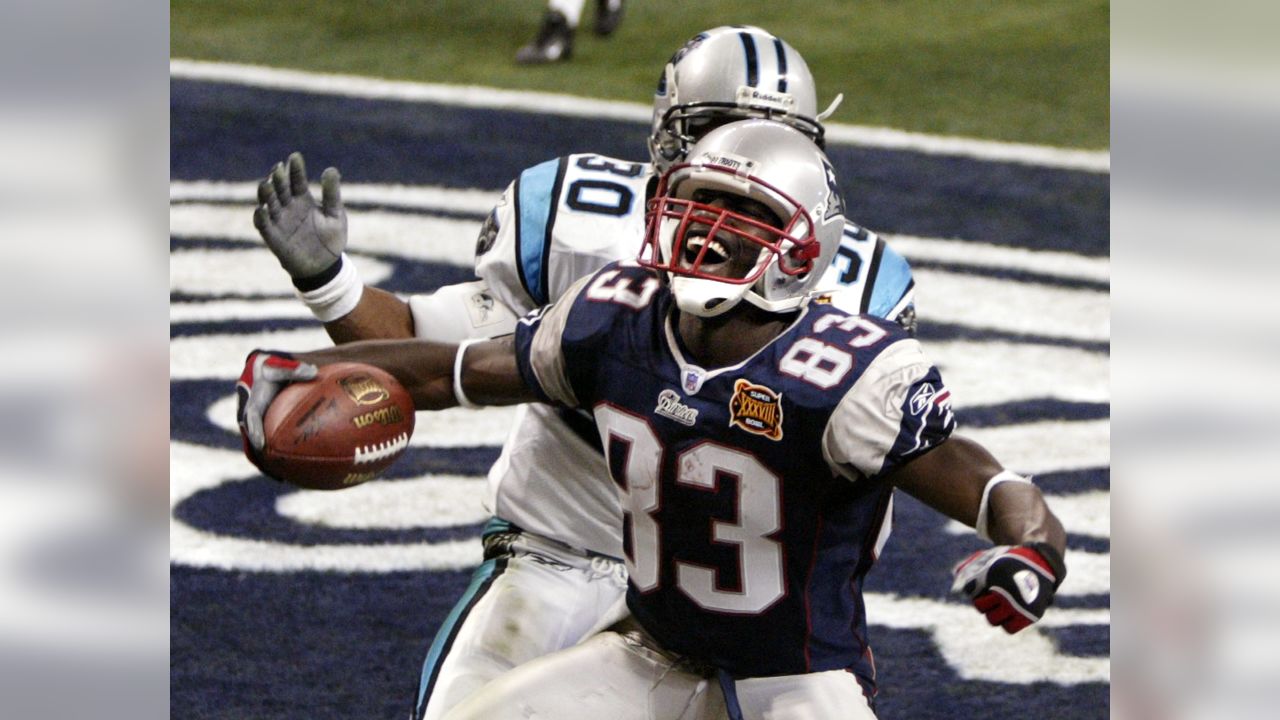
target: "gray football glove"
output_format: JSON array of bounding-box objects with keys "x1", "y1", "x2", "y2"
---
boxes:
[{"x1": 253, "y1": 152, "x2": 348, "y2": 286}]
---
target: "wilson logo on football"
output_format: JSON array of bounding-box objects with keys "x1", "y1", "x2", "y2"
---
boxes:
[
  {"x1": 340, "y1": 375, "x2": 391, "y2": 406},
  {"x1": 351, "y1": 405, "x2": 405, "y2": 429},
  {"x1": 729, "y1": 379, "x2": 783, "y2": 440}
]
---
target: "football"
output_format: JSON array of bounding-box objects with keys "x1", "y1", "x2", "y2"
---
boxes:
[{"x1": 259, "y1": 362, "x2": 415, "y2": 490}]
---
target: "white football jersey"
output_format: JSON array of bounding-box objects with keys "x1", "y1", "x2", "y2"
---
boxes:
[
  {"x1": 413, "y1": 153, "x2": 916, "y2": 558},
  {"x1": 474, "y1": 154, "x2": 652, "y2": 557}
]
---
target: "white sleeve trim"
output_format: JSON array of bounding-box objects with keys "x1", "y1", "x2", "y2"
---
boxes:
[{"x1": 452, "y1": 338, "x2": 485, "y2": 409}]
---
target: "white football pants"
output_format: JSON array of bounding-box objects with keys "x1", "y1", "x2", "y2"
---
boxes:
[
  {"x1": 413, "y1": 530, "x2": 629, "y2": 720},
  {"x1": 440, "y1": 622, "x2": 879, "y2": 720}
]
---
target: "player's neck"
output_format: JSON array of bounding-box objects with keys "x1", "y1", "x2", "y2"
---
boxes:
[{"x1": 676, "y1": 305, "x2": 793, "y2": 368}]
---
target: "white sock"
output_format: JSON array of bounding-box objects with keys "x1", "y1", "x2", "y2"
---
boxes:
[{"x1": 548, "y1": 0, "x2": 584, "y2": 28}]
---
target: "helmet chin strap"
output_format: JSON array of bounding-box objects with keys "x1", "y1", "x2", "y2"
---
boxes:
[{"x1": 816, "y1": 93, "x2": 844, "y2": 121}]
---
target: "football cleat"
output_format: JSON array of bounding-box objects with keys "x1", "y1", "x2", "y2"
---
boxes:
[
  {"x1": 594, "y1": 0, "x2": 624, "y2": 36},
  {"x1": 515, "y1": 11, "x2": 574, "y2": 65}
]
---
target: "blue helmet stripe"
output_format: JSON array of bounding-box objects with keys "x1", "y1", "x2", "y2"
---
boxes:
[
  {"x1": 739, "y1": 32, "x2": 759, "y2": 87},
  {"x1": 773, "y1": 37, "x2": 788, "y2": 93}
]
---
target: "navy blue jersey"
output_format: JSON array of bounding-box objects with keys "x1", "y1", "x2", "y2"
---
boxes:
[{"x1": 514, "y1": 261, "x2": 954, "y2": 679}]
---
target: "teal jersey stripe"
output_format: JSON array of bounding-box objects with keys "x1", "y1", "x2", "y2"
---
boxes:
[
  {"x1": 868, "y1": 244, "x2": 914, "y2": 319},
  {"x1": 414, "y1": 557, "x2": 504, "y2": 715},
  {"x1": 516, "y1": 158, "x2": 562, "y2": 305}
]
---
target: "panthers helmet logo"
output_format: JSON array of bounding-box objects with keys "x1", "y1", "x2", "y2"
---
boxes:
[
  {"x1": 475, "y1": 210, "x2": 499, "y2": 257},
  {"x1": 656, "y1": 33, "x2": 709, "y2": 94}
]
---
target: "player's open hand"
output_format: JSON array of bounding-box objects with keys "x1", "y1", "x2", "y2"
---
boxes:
[
  {"x1": 253, "y1": 152, "x2": 348, "y2": 283},
  {"x1": 236, "y1": 350, "x2": 318, "y2": 463},
  {"x1": 951, "y1": 543, "x2": 1066, "y2": 634}
]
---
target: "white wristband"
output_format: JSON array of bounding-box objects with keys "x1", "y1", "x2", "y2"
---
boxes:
[
  {"x1": 297, "y1": 254, "x2": 364, "y2": 322},
  {"x1": 976, "y1": 470, "x2": 1033, "y2": 542},
  {"x1": 453, "y1": 338, "x2": 484, "y2": 409}
]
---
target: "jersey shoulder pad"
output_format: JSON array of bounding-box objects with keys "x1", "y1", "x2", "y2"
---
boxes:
[
  {"x1": 815, "y1": 223, "x2": 914, "y2": 324},
  {"x1": 475, "y1": 154, "x2": 653, "y2": 314}
]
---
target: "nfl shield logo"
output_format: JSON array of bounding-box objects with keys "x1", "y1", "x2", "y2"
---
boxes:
[{"x1": 683, "y1": 368, "x2": 706, "y2": 395}]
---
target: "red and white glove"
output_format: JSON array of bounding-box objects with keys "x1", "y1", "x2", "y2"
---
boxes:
[
  {"x1": 951, "y1": 542, "x2": 1066, "y2": 634},
  {"x1": 236, "y1": 350, "x2": 317, "y2": 469}
]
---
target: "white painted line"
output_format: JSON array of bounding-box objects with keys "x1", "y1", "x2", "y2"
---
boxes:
[
  {"x1": 170, "y1": 179, "x2": 501, "y2": 214},
  {"x1": 170, "y1": 190, "x2": 1110, "y2": 283},
  {"x1": 170, "y1": 59, "x2": 1109, "y2": 173},
  {"x1": 887, "y1": 233, "x2": 1110, "y2": 283},
  {"x1": 169, "y1": 203, "x2": 480, "y2": 267}
]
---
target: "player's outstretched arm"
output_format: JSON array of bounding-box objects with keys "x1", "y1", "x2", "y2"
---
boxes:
[
  {"x1": 253, "y1": 151, "x2": 415, "y2": 343},
  {"x1": 237, "y1": 338, "x2": 536, "y2": 451},
  {"x1": 298, "y1": 336, "x2": 535, "y2": 411},
  {"x1": 889, "y1": 435, "x2": 1067, "y2": 633}
]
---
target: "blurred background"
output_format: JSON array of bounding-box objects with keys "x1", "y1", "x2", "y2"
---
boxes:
[{"x1": 171, "y1": 0, "x2": 1108, "y2": 149}]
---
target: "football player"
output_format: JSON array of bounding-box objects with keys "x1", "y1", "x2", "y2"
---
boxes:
[
  {"x1": 515, "y1": 0, "x2": 625, "y2": 65},
  {"x1": 241, "y1": 120, "x2": 1068, "y2": 718},
  {"x1": 253, "y1": 27, "x2": 913, "y2": 720}
]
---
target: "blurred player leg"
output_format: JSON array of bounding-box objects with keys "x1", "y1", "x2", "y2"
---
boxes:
[
  {"x1": 515, "y1": 0, "x2": 581, "y2": 64},
  {"x1": 730, "y1": 670, "x2": 878, "y2": 720},
  {"x1": 593, "y1": 0, "x2": 623, "y2": 36},
  {"x1": 413, "y1": 527, "x2": 628, "y2": 720},
  {"x1": 442, "y1": 629, "x2": 725, "y2": 720}
]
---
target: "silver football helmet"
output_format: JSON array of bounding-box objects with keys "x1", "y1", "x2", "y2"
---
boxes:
[
  {"x1": 640, "y1": 120, "x2": 847, "y2": 317},
  {"x1": 648, "y1": 26, "x2": 843, "y2": 172}
]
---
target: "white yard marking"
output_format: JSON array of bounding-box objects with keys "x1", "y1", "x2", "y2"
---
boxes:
[
  {"x1": 866, "y1": 592, "x2": 1110, "y2": 683},
  {"x1": 170, "y1": 299, "x2": 315, "y2": 323},
  {"x1": 170, "y1": 442, "x2": 480, "y2": 572},
  {"x1": 959, "y1": 420, "x2": 1110, "y2": 475},
  {"x1": 170, "y1": 247, "x2": 393, "y2": 296},
  {"x1": 171, "y1": 179, "x2": 501, "y2": 214},
  {"x1": 928, "y1": 339, "x2": 1109, "y2": 406},
  {"x1": 947, "y1": 491, "x2": 1111, "y2": 540},
  {"x1": 171, "y1": 327, "x2": 331, "y2": 379},
  {"x1": 913, "y1": 267, "x2": 1110, "y2": 343},
  {"x1": 169, "y1": 203, "x2": 480, "y2": 266},
  {"x1": 275, "y1": 475, "x2": 491, "y2": 530},
  {"x1": 886, "y1": 233, "x2": 1110, "y2": 283},
  {"x1": 204, "y1": 391, "x2": 520, "y2": 448}
]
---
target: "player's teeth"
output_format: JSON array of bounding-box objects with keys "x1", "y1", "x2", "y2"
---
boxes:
[{"x1": 685, "y1": 235, "x2": 727, "y2": 264}]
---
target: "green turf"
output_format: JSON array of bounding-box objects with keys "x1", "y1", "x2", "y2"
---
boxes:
[{"x1": 171, "y1": 0, "x2": 1108, "y2": 149}]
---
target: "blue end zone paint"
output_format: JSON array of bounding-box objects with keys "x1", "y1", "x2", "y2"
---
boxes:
[
  {"x1": 170, "y1": 80, "x2": 1109, "y2": 255},
  {"x1": 1041, "y1": 624, "x2": 1110, "y2": 657},
  {"x1": 173, "y1": 478, "x2": 487, "y2": 546},
  {"x1": 171, "y1": 566, "x2": 475, "y2": 720},
  {"x1": 959, "y1": 399, "x2": 1110, "y2": 427},
  {"x1": 870, "y1": 628, "x2": 1109, "y2": 719}
]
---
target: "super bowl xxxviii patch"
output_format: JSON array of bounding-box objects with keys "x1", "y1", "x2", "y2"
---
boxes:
[{"x1": 729, "y1": 379, "x2": 783, "y2": 440}]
